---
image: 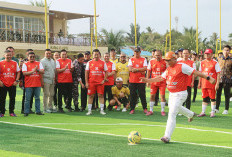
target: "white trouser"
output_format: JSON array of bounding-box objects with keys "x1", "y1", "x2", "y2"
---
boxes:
[{"x1": 164, "y1": 90, "x2": 194, "y2": 140}]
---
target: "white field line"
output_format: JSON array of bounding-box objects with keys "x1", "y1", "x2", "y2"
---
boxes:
[
  {"x1": 31, "y1": 123, "x2": 232, "y2": 135},
  {"x1": 0, "y1": 121, "x2": 232, "y2": 150}
]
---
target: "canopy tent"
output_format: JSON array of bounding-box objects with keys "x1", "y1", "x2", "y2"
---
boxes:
[{"x1": 121, "y1": 49, "x2": 152, "y2": 57}]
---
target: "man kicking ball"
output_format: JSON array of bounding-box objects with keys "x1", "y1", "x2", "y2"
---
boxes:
[{"x1": 140, "y1": 51, "x2": 215, "y2": 143}]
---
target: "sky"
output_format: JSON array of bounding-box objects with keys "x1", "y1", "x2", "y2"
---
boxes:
[{"x1": 3, "y1": 0, "x2": 232, "y2": 40}]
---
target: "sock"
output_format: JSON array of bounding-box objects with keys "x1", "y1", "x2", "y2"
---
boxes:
[
  {"x1": 88, "y1": 104, "x2": 92, "y2": 111},
  {"x1": 100, "y1": 104, "x2": 104, "y2": 111},
  {"x1": 161, "y1": 102, "x2": 165, "y2": 112},
  {"x1": 211, "y1": 105, "x2": 216, "y2": 113},
  {"x1": 202, "y1": 105, "x2": 207, "y2": 113},
  {"x1": 150, "y1": 101, "x2": 155, "y2": 112}
]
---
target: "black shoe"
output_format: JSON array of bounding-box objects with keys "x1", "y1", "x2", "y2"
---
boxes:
[
  {"x1": 58, "y1": 109, "x2": 65, "y2": 113},
  {"x1": 74, "y1": 108, "x2": 80, "y2": 112},
  {"x1": 21, "y1": 110, "x2": 24, "y2": 114},
  {"x1": 36, "y1": 112, "x2": 44, "y2": 115},
  {"x1": 67, "y1": 109, "x2": 72, "y2": 112},
  {"x1": 107, "y1": 106, "x2": 113, "y2": 111},
  {"x1": 24, "y1": 113, "x2": 29, "y2": 117},
  {"x1": 29, "y1": 110, "x2": 35, "y2": 114}
]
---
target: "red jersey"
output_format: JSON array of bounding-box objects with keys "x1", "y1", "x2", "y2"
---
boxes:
[
  {"x1": 199, "y1": 59, "x2": 221, "y2": 89},
  {"x1": 162, "y1": 63, "x2": 195, "y2": 93},
  {"x1": 147, "y1": 58, "x2": 166, "y2": 86},
  {"x1": 86, "y1": 59, "x2": 108, "y2": 84},
  {"x1": 22, "y1": 61, "x2": 44, "y2": 88},
  {"x1": 178, "y1": 59, "x2": 196, "y2": 86},
  {"x1": 56, "y1": 58, "x2": 73, "y2": 83},
  {"x1": 0, "y1": 60, "x2": 20, "y2": 87},
  {"x1": 128, "y1": 57, "x2": 147, "y2": 83},
  {"x1": 104, "y1": 61, "x2": 116, "y2": 86}
]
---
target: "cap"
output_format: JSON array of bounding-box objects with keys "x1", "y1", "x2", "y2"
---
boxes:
[
  {"x1": 165, "y1": 51, "x2": 176, "y2": 60},
  {"x1": 178, "y1": 48, "x2": 184, "y2": 52},
  {"x1": 204, "y1": 49, "x2": 213, "y2": 54},
  {"x1": 192, "y1": 52, "x2": 197, "y2": 55},
  {"x1": 191, "y1": 50, "x2": 197, "y2": 55},
  {"x1": 85, "y1": 51, "x2": 90, "y2": 55},
  {"x1": 116, "y1": 77, "x2": 123, "y2": 82},
  {"x1": 134, "y1": 46, "x2": 141, "y2": 52},
  {"x1": 175, "y1": 50, "x2": 179, "y2": 54}
]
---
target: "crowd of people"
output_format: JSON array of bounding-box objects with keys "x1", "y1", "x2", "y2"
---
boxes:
[{"x1": 0, "y1": 46, "x2": 231, "y2": 121}]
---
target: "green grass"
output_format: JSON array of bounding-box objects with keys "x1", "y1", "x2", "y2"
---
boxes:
[{"x1": 0, "y1": 87, "x2": 231, "y2": 157}]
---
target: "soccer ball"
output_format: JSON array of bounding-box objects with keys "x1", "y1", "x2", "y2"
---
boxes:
[{"x1": 128, "y1": 131, "x2": 141, "y2": 144}]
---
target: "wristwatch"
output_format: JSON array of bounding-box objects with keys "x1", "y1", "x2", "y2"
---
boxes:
[{"x1": 206, "y1": 76, "x2": 210, "y2": 80}]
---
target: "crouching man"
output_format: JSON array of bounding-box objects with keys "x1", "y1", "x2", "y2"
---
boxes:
[{"x1": 109, "y1": 77, "x2": 130, "y2": 112}]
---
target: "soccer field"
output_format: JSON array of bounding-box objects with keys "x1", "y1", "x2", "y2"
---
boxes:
[{"x1": 0, "y1": 88, "x2": 231, "y2": 157}]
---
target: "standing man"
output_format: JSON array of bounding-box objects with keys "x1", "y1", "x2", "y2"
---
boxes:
[
  {"x1": 2, "y1": 46, "x2": 19, "y2": 64},
  {"x1": 0, "y1": 50, "x2": 20, "y2": 117},
  {"x1": 85, "y1": 49, "x2": 108, "y2": 115},
  {"x1": 110, "y1": 48, "x2": 118, "y2": 64},
  {"x1": 216, "y1": 45, "x2": 232, "y2": 114},
  {"x1": 53, "y1": 52, "x2": 60, "y2": 110},
  {"x1": 141, "y1": 51, "x2": 215, "y2": 143},
  {"x1": 80, "y1": 51, "x2": 92, "y2": 111},
  {"x1": 72, "y1": 53, "x2": 85, "y2": 112},
  {"x1": 178, "y1": 49, "x2": 196, "y2": 109},
  {"x1": 104, "y1": 53, "x2": 116, "y2": 110},
  {"x1": 56, "y1": 49, "x2": 74, "y2": 113},
  {"x1": 198, "y1": 49, "x2": 221, "y2": 117},
  {"x1": 177, "y1": 48, "x2": 184, "y2": 61},
  {"x1": 116, "y1": 53, "x2": 129, "y2": 86},
  {"x1": 128, "y1": 46, "x2": 148, "y2": 114},
  {"x1": 21, "y1": 49, "x2": 35, "y2": 114},
  {"x1": 22, "y1": 52, "x2": 44, "y2": 116},
  {"x1": 41, "y1": 49, "x2": 56, "y2": 113},
  {"x1": 146, "y1": 50, "x2": 167, "y2": 116},
  {"x1": 192, "y1": 52, "x2": 200, "y2": 102}
]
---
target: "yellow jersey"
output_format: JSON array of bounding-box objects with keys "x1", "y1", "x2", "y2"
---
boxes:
[
  {"x1": 110, "y1": 58, "x2": 119, "y2": 64},
  {"x1": 116, "y1": 62, "x2": 129, "y2": 85},
  {"x1": 111, "y1": 85, "x2": 130, "y2": 98}
]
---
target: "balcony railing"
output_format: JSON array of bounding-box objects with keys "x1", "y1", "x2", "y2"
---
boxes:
[{"x1": 0, "y1": 28, "x2": 94, "y2": 46}]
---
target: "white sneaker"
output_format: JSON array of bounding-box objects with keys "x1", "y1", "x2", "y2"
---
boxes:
[
  {"x1": 215, "y1": 109, "x2": 219, "y2": 113},
  {"x1": 46, "y1": 109, "x2": 52, "y2": 113},
  {"x1": 230, "y1": 97, "x2": 232, "y2": 101},
  {"x1": 222, "y1": 110, "x2": 228, "y2": 115},
  {"x1": 117, "y1": 107, "x2": 121, "y2": 111},
  {"x1": 122, "y1": 108, "x2": 127, "y2": 112},
  {"x1": 86, "y1": 111, "x2": 92, "y2": 115},
  {"x1": 178, "y1": 114, "x2": 183, "y2": 116},
  {"x1": 100, "y1": 110, "x2": 106, "y2": 115}
]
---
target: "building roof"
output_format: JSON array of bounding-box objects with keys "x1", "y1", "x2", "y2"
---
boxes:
[
  {"x1": 50, "y1": 10, "x2": 94, "y2": 20},
  {"x1": 0, "y1": 1, "x2": 46, "y2": 14},
  {"x1": 0, "y1": 1, "x2": 95, "y2": 20}
]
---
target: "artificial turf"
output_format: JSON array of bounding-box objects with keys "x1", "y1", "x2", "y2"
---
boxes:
[{"x1": 0, "y1": 87, "x2": 231, "y2": 157}]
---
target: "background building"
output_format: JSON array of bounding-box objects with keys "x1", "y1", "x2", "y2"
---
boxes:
[{"x1": 0, "y1": 1, "x2": 107, "y2": 59}]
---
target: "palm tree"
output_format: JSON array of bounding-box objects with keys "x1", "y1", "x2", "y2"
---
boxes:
[
  {"x1": 29, "y1": 0, "x2": 52, "y2": 8},
  {"x1": 100, "y1": 29, "x2": 125, "y2": 52},
  {"x1": 126, "y1": 23, "x2": 141, "y2": 45}
]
